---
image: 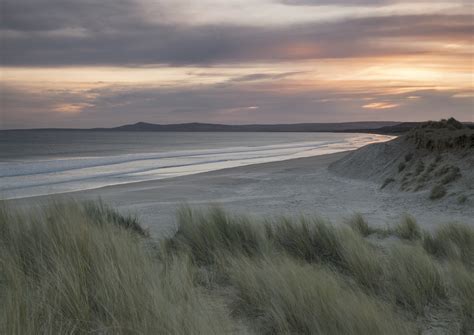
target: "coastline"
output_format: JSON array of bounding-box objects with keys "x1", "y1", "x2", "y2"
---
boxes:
[
  {"x1": 1, "y1": 132, "x2": 393, "y2": 199},
  {"x1": 8, "y1": 151, "x2": 473, "y2": 237}
]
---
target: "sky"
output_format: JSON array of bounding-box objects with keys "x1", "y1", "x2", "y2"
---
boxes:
[{"x1": 1, "y1": 0, "x2": 473, "y2": 129}]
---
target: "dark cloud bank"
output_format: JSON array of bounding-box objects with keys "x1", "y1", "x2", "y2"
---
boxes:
[{"x1": 1, "y1": 0, "x2": 472, "y2": 66}]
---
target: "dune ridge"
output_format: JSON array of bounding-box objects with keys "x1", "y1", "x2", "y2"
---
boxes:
[{"x1": 330, "y1": 118, "x2": 474, "y2": 203}]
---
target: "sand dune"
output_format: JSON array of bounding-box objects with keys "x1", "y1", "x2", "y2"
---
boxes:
[{"x1": 330, "y1": 118, "x2": 474, "y2": 204}]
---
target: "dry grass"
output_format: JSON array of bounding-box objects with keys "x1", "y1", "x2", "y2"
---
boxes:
[
  {"x1": 395, "y1": 215, "x2": 422, "y2": 240},
  {"x1": 0, "y1": 202, "x2": 230, "y2": 334},
  {"x1": 414, "y1": 160, "x2": 425, "y2": 176},
  {"x1": 381, "y1": 177, "x2": 395, "y2": 189},
  {"x1": 387, "y1": 245, "x2": 445, "y2": 313},
  {"x1": 1, "y1": 202, "x2": 473, "y2": 334},
  {"x1": 165, "y1": 205, "x2": 268, "y2": 265},
  {"x1": 430, "y1": 184, "x2": 447, "y2": 200},
  {"x1": 435, "y1": 165, "x2": 461, "y2": 184},
  {"x1": 457, "y1": 194, "x2": 468, "y2": 204},
  {"x1": 265, "y1": 216, "x2": 341, "y2": 264},
  {"x1": 225, "y1": 256, "x2": 411, "y2": 334},
  {"x1": 398, "y1": 161, "x2": 406, "y2": 172},
  {"x1": 346, "y1": 213, "x2": 371, "y2": 236},
  {"x1": 423, "y1": 222, "x2": 474, "y2": 267},
  {"x1": 447, "y1": 263, "x2": 474, "y2": 333},
  {"x1": 83, "y1": 200, "x2": 148, "y2": 236}
]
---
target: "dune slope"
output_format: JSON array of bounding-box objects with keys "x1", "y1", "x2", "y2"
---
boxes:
[{"x1": 329, "y1": 118, "x2": 474, "y2": 202}]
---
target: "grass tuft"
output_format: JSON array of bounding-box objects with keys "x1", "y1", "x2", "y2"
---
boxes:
[
  {"x1": 346, "y1": 213, "x2": 371, "y2": 236},
  {"x1": 398, "y1": 162, "x2": 406, "y2": 172},
  {"x1": 266, "y1": 217, "x2": 341, "y2": 264},
  {"x1": 83, "y1": 200, "x2": 148, "y2": 236},
  {"x1": 457, "y1": 194, "x2": 468, "y2": 204},
  {"x1": 439, "y1": 166, "x2": 461, "y2": 185},
  {"x1": 423, "y1": 223, "x2": 474, "y2": 267},
  {"x1": 448, "y1": 263, "x2": 474, "y2": 333},
  {"x1": 395, "y1": 215, "x2": 421, "y2": 240},
  {"x1": 387, "y1": 245, "x2": 445, "y2": 313},
  {"x1": 414, "y1": 160, "x2": 425, "y2": 176},
  {"x1": 226, "y1": 256, "x2": 411, "y2": 335},
  {"x1": 430, "y1": 184, "x2": 447, "y2": 200},
  {"x1": 166, "y1": 205, "x2": 267, "y2": 265},
  {"x1": 381, "y1": 178, "x2": 395, "y2": 189}
]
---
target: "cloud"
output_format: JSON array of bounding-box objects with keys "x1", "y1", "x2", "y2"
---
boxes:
[
  {"x1": 2, "y1": 81, "x2": 473, "y2": 129},
  {"x1": 228, "y1": 72, "x2": 302, "y2": 82},
  {"x1": 280, "y1": 0, "x2": 392, "y2": 5},
  {"x1": 0, "y1": 0, "x2": 152, "y2": 32},
  {"x1": 1, "y1": 11, "x2": 472, "y2": 66},
  {"x1": 279, "y1": 0, "x2": 472, "y2": 6},
  {"x1": 1, "y1": 0, "x2": 472, "y2": 128},
  {"x1": 362, "y1": 102, "x2": 399, "y2": 109}
]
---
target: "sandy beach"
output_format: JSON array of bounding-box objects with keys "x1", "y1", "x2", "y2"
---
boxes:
[
  {"x1": 4, "y1": 0, "x2": 474, "y2": 331},
  {"x1": 10, "y1": 151, "x2": 473, "y2": 237}
]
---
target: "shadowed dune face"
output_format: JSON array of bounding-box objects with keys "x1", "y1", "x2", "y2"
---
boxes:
[{"x1": 329, "y1": 118, "x2": 474, "y2": 201}]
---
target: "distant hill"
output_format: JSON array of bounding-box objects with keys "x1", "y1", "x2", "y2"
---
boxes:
[
  {"x1": 101, "y1": 121, "x2": 401, "y2": 132},
  {"x1": 5, "y1": 120, "x2": 473, "y2": 134}
]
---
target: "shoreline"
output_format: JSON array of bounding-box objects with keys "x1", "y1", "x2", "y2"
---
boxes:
[
  {"x1": 1, "y1": 132, "x2": 394, "y2": 200},
  {"x1": 4, "y1": 152, "x2": 348, "y2": 202},
  {"x1": 8, "y1": 151, "x2": 473, "y2": 237}
]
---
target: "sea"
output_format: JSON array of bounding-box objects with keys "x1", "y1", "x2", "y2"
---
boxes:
[{"x1": 0, "y1": 131, "x2": 393, "y2": 199}]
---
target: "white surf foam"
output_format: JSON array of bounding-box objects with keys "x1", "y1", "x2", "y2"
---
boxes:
[{"x1": 0, "y1": 134, "x2": 393, "y2": 199}]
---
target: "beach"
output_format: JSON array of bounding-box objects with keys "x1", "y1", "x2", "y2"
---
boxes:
[
  {"x1": 4, "y1": 0, "x2": 473, "y2": 331},
  {"x1": 9, "y1": 150, "x2": 473, "y2": 237}
]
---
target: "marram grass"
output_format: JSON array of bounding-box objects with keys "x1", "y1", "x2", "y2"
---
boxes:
[
  {"x1": 1, "y1": 202, "x2": 473, "y2": 334},
  {"x1": 0, "y1": 202, "x2": 230, "y2": 334}
]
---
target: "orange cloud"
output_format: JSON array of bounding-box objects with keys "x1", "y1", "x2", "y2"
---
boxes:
[
  {"x1": 53, "y1": 103, "x2": 93, "y2": 114},
  {"x1": 362, "y1": 102, "x2": 399, "y2": 110}
]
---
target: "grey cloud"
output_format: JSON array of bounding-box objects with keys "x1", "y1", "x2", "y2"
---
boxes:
[
  {"x1": 2, "y1": 13, "x2": 472, "y2": 66},
  {"x1": 229, "y1": 72, "x2": 303, "y2": 82},
  {"x1": 279, "y1": 0, "x2": 469, "y2": 5},
  {"x1": 0, "y1": 0, "x2": 151, "y2": 32},
  {"x1": 279, "y1": 0, "x2": 393, "y2": 6},
  {"x1": 1, "y1": 0, "x2": 473, "y2": 66}
]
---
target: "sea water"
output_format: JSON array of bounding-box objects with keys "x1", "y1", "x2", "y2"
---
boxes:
[{"x1": 0, "y1": 131, "x2": 393, "y2": 199}]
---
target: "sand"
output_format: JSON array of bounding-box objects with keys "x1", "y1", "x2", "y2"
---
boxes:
[
  {"x1": 9, "y1": 151, "x2": 473, "y2": 237},
  {"x1": 330, "y1": 121, "x2": 474, "y2": 202}
]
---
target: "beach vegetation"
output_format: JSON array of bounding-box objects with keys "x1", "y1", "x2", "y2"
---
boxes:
[
  {"x1": 0, "y1": 202, "x2": 230, "y2": 335},
  {"x1": 457, "y1": 194, "x2": 468, "y2": 204},
  {"x1": 422, "y1": 223, "x2": 474, "y2": 267},
  {"x1": 439, "y1": 166, "x2": 461, "y2": 185},
  {"x1": 346, "y1": 212, "x2": 371, "y2": 236},
  {"x1": 398, "y1": 161, "x2": 406, "y2": 172},
  {"x1": 225, "y1": 256, "x2": 410, "y2": 334},
  {"x1": 1, "y1": 202, "x2": 472, "y2": 334},
  {"x1": 381, "y1": 177, "x2": 395, "y2": 189},
  {"x1": 414, "y1": 160, "x2": 425, "y2": 176},
  {"x1": 395, "y1": 215, "x2": 422, "y2": 240},
  {"x1": 387, "y1": 245, "x2": 445, "y2": 313},
  {"x1": 430, "y1": 184, "x2": 447, "y2": 200},
  {"x1": 448, "y1": 263, "x2": 474, "y2": 332}
]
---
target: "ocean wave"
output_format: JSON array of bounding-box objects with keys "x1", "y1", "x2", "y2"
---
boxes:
[{"x1": 0, "y1": 134, "x2": 392, "y2": 199}]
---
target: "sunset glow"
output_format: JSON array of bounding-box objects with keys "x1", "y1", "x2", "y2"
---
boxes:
[{"x1": 1, "y1": 0, "x2": 473, "y2": 128}]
